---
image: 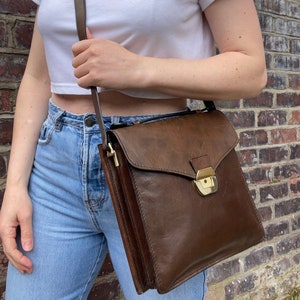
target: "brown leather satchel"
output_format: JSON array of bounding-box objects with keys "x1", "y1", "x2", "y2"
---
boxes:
[{"x1": 74, "y1": 0, "x2": 265, "y2": 294}]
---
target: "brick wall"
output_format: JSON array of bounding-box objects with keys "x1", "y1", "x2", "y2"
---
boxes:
[
  {"x1": 0, "y1": 1, "x2": 299, "y2": 299},
  {"x1": 206, "y1": 1, "x2": 300, "y2": 299}
]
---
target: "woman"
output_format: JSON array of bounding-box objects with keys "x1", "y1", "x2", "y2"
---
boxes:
[{"x1": 0, "y1": 0, "x2": 266, "y2": 299}]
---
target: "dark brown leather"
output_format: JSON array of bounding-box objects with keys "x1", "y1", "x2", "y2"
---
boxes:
[
  {"x1": 74, "y1": 0, "x2": 265, "y2": 294},
  {"x1": 100, "y1": 110, "x2": 265, "y2": 294}
]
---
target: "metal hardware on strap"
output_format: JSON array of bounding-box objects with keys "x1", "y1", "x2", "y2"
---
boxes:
[
  {"x1": 193, "y1": 167, "x2": 218, "y2": 196},
  {"x1": 107, "y1": 143, "x2": 120, "y2": 167}
]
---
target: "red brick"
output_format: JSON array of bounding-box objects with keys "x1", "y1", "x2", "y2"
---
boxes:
[
  {"x1": 260, "y1": 183, "x2": 289, "y2": 202},
  {"x1": 248, "y1": 167, "x2": 270, "y2": 184},
  {"x1": 259, "y1": 146, "x2": 289, "y2": 163},
  {"x1": 264, "y1": 222, "x2": 289, "y2": 241},
  {"x1": 99, "y1": 255, "x2": 114, "y2": 276},
  {"x1": 224, "y1": 111, "x2": 255, "y2": 128},
  {"x1": 88, "y1": 279, "x2": 122, "y2": 300},
  {"x1": 270, "y1": 128, "x2": 298, "y2": 144},
  {"x1": 215, "y1": 99, "x2": 240, "y2": 109},
  {"x1": 292, "y1": 215, "x2": 300, "y2": 231},
  {"x1": 258, "y1": 206, "x2": 273, "y2": 222},
  {"x1": 263, "y1": 35, "x2": 289, "y2": 52},
  {"x1": 0, "y1": 20, "x2": 6, "y2": 47},
  {"x1": 245, "y1": 246, "x2": 275, "y2": 271},
  {"x1": 274, "y1": 55, "x2": 300, "y2": 72},
  {"x1": 259, "y1": 0, "x2": 286, "y2": 14},
  {"x1": 244, "y1": 92, "x2": 273, "y2": 108},
  {"x1": 0, "y1": 119, "x2": 13, "y2": 145},
  {"x1": 277, "y1": 92, "x2": 300, "y2": 107},
  {"x1": 238, "y1": 149, "x2": 258, "y2": 166},
  {"x1": 275, "y1": 198, "x2": 300, "y2": 218},
  {"x1": 258, "y1": 110, "x2": 287, "y2": 126},
  {"x1": 288, "y1": 74, "x2": 300, "y2": 90},
  {"x1": 208, "y1": 259, "x2": 240, "y2": 284},
  {"x1": 0, "y1": 54, "x2": 27, "y2": 82},
  {"x1": 276, "y1": 233, "x2": 300, "y2": 255},
  {"x1": 0, "y1": 245, "x2": 8, "y2": 277},
  {"x1": 0, "y1": 0, "x2": 37, "y2": 15},
  {"x1": 239, "y1": 130, "x2": 268, "y2": 147},
  {"x1": 287, "y1": 2, "x2": 300, "y2": 19},
  {"x1": 0, "y1": 90, "x2": 16, "y2": 112},
  {"x1": 225, "y1": 274, "x2": 258, "y2": 300},
  {"x1": 265, "y1": 52, "x2": 272, "y2": 69},
  {"x1": 274, "y1": 17, "x2": 288, "y2": 36},
  {"x1": 289, "y1": 110, "x2": 300, "y2": 125},
  {"x1": 287, "y1": 20, "x2": 300, "y2": 37},
  {"x1": 294, "y1": 253, "x2": 300, "y2": 264},
  {"x1": 290, "y1": 39, "x2": 300, "y2": 55},
  {"x1": 0, "y1": 189, "x2": 4, "y2": 206},
  {"x1": 257, "y1": 13, "x2": 273, "y2": 32},
  {"x1": 0, "y1": 156, "x2": 6, "y2": 177},
  {"x1": 290, "y1": 179, "x2": 300, "y2": 194},
  {"x1": 266, "y1": 72, "x2": 287, "y2": 90},
  {"x1": 14, "y1": 20, "x2": 34, "y2": 50},
  {"x1": 291, "y1": 145, "x2": 300, "y2": 159}
]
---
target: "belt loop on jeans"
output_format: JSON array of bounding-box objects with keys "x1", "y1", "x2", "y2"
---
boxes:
[
  {"x1": 110, "y1": 116, "x2": 120, "y2": 125},
  {"x1": 49, "y1": 100, "x2": 67, "y2": 129}
]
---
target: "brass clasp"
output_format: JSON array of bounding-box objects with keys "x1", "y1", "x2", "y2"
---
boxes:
[
  {"x1": 193, "y1": 167, "x2": 218, "y2": 196},
  {"x1": 107, "y1": 143, "x2": 120, "y2": 167}
]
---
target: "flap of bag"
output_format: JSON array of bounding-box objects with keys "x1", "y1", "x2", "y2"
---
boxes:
[{"x1": 108, "y1": 110, "x2": 238, "y2": 179}]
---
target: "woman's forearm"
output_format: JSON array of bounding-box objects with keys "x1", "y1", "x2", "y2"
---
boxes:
[
  {"x1": 138, "y1": 0, "x2": 267, "y2": 100},
  {"x1": 6, "y1": 17, "x2": 51, "y2": 188},
  {"x1": 6, "y1": 74, "x2": 50, "y2": 188},
  {"x1": 139, "y1": 51, "x2": 267, "y2": 101},
  {"x1": 72, "y1": 0, "x2": 266, "y2": 101}
]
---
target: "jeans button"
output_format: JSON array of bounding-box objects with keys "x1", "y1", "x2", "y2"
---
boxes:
[{"x1": 85, "y1": 116, "x2": 96, "y2": 127}]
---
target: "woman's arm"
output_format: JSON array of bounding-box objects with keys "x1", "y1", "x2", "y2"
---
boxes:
[
  {"x1": 144, "y1": 0, "x2": 267, "y2": 100},
  {"x1": 0, "y1": 18, "x2": 51, "y2": 274},
  {"x1": 72, "y1": 0, "x2": 267, "y2": 100}
]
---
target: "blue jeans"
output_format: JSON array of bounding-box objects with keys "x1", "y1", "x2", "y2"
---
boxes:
[{"x1": 5, "y1": 100, "x2": 207, "y2": 300}]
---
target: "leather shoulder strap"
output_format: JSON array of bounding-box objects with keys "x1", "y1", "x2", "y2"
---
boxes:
[
  {"x1": 74, "y1": 0, "x2": 87, "y2": 41},
  {"x1": 74, "y1": 0, "x2": 215, "y2": 148},
  {"x1": 74, "y1": 0, "x2": 108, "y2": 149}
]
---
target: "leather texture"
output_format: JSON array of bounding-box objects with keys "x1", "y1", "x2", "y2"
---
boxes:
[
  {"x1": 74, "y1": 0, "x2": 265, "y2": 294},
  {"x1": 99, "y1": 110, "x2": 265, "y2": 294}
]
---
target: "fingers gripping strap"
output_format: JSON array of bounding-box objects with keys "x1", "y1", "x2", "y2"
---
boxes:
[
  {"x1": 74, "y1": 0, "x2": 108, "y2": 149},
  {"x1": 74, "y1": 0, "x2": 216, "y2": 150}
]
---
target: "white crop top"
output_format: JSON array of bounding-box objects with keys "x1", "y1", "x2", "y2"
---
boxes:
[{"x1": 32, "y1": 0, "x2": 216, "y2": 98}]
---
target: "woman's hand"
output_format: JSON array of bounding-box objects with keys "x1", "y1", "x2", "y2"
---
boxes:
[
  {"x1": 72, "y1": 30, "x2": 144, "y2": 90},
  {"x1": 72, "y1": 0, "x2": 267, "y2": 101},
  {"x1": 0, "y1": 187, "x2": 33, "y2": 274}
]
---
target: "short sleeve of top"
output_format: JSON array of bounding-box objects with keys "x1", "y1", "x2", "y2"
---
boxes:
[
  {"x1": 198, "y1": 0, "x2": 215, "y2": 10},
  {"x1": 32, "y1": 0, "x2": 216, "y2": 97},
  {"x1": 33, "y1": 0, "x2": 215, "y2": 10}
]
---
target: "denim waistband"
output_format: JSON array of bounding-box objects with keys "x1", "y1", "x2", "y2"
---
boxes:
[
  {"x1": 48, "y1": 100, "x2": 109, "y2": 130},
  {"x1": 48, "y1": 99, "x2": 189, "y2": 130}
]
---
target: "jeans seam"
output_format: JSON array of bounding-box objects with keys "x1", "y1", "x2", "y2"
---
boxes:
[{"x1": 80, "y1": 237, "x2": 107, "y2": 299}]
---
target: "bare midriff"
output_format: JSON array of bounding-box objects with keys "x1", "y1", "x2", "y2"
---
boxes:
[{"x1": 52, "y1": 91, "x2": 187, "y2": 116}]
